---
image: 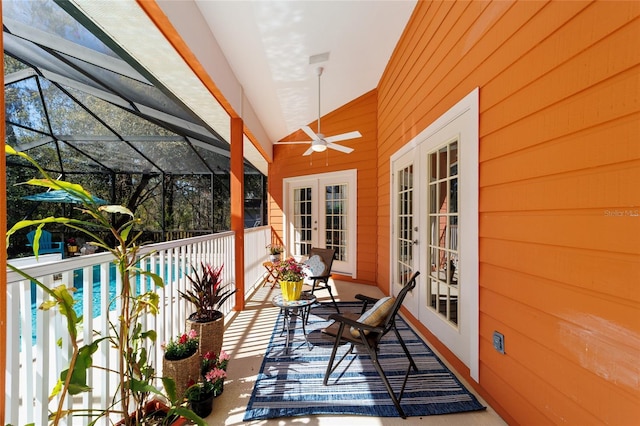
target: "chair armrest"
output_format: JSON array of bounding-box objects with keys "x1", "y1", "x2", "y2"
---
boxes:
[
  {"x1": 355, "y1": 294, "x2": 379, "y2": 304},
  {"x1": 308, "y1": 273, "x2": 331, "y2": 280},
  {"x1": 354, "y1": 294, "x2": 379, "y2": 312}
]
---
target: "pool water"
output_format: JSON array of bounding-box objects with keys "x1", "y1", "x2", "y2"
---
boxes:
[{"x1": 27, "y1": 263, "x2": 182, "y2": 345}]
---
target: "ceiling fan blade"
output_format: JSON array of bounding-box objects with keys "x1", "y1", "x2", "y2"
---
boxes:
[
  {"x1": 302, "y1": 146, "x2": 315, "y2": 156},
  {"x1": 327, "y1": 142, "x2": 354, "y2": 154},
  {"x1": 324, "y1": 130, "x2": 362, "y2": 143},
  {"x1": 301, "y1": 125, "x2": 319, "y2": 141}
]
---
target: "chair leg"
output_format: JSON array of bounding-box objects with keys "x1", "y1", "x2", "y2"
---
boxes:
[
  {"x1": 393, "y1": 325, "x2": 418, "y2": 372},
  {"x1": 325, "y1": 284, "x2": 340, "y2": 313},
  {"x1": 310, "y1": 279, "x2": 340, "y2": 313},
  {"x1": 323, "y1": 324, "x2": 354, "y2": 385},
  {"x1": 363, "y1": 337, "x2": 407, "y2": 419}
]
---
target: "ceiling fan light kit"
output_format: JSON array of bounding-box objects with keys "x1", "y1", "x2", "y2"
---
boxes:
[
  {"x1": 274, "y1": 66, "x2": 361, "y2": 157},
  {"x1": 311, "y1": 138, "x2": 327, "y2": 152}
]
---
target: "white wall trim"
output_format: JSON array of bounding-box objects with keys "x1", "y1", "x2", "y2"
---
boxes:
[{"x1": 389, "y1": 88, "x2": 479, "y2": 381}]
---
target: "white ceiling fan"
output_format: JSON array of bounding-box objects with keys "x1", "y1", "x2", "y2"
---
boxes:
[{"x1": 275, "y1": 67, "x2": 361, "y2": 156}]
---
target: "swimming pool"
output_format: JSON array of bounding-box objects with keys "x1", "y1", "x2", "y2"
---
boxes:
[{"x1": 27, "y1": 263, "x2": 183, "y2": 345}]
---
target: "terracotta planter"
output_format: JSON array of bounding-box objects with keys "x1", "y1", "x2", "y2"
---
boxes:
[
  {"x1": 280, "y1": 280, "x2": 303, "y2": 301},
  {"x1": 163, "y1": 351, "x2": 200, "y2": 400},
  {"x1": 187, "y1": 314, "x2": 224, "y2": 357}
]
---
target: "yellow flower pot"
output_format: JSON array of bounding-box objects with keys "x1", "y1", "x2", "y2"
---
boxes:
[{"x1": 280, "y1": 280, "x2": 303, "y2": 301}]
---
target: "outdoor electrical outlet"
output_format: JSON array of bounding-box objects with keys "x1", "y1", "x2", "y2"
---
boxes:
[{"x1": 493, "y1": 331, "x2": 505, "y2": 354}]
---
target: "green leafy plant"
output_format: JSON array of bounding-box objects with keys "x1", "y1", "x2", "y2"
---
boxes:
[
  {"x1": 163, "y1": 330, "x2": 199, "y2": 360},
  {"x1": 5, "y1": 145, "x2": 206, "y2": 426},
  {"x1": 179, "y1": 263, "x2": 236, "y2": 322},
  {"x1": 266, "y1": 244, "x2": 284, "y2": 255}
]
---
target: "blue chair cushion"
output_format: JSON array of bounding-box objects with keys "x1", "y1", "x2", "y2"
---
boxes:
[{"x1": 305, "y1": 255, "x2": 326, "y2": 277}]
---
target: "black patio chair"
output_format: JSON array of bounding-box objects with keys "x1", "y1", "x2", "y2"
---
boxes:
[
  {"x1": 321, "y1": 271, "x2": 420, "y2": 418},
  {"x1": 304, "y1": 247, "x2": 339, "y2": 313}
]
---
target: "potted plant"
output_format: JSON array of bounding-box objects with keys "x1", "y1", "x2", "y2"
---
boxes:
[
  {"x1": 202, "y1": 350, "x2": 230, "y2": 396},
  {"x1": 5, "y1": 145, "x2": 206, "y2": 425},
  {"x1": 185, "y1": 355, "x2": 227, "y2": 418},
  {"x1": 184, "y1": 381, "x2": 215, "y2": 419},
  {"x1": 266, "y1": 243, "x2": 284, "y2": 262},
  {"x1": 180, "y1": 263, "x2": 236, "y2": 356},
  {"x1": 163, "y1": 330, "x2": 201, "y2": 400},
  {"x1": 66, "y1": 236, "x2": 78, "y2": 254},
  {"x1": 276, "y1": 256, "x2": 306, "y2": 301}
]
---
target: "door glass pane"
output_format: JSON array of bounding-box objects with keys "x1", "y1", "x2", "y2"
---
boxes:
[
  {"x1": 397, "y1": 164, "x2": 414, "y2": 286},
  {"x1": 293, "y1": 187, "x2": 312, "y2": 256},
  {"x1": 325, "y1": 184, "x2": 347, "y2": 261},
  {"x1": 427, "y1": 140, "x2": 460, "y2": 326}
]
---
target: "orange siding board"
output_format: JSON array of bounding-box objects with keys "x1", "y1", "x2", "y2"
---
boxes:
[
  {"x1": 480, "y1": 265, "x2": 640, "y2": 357},
  {"x1": 481, "y1": 208, "x2": 640, "y2": 254},
  {"x1": 480, "y1": 238, "x2": 640, "y2": 303},
  {"x1": 483, "y1": 9, "x2": 640, "y2": 135},
  {"x1": 480, "y1": 0, "x2": 591, "y2": 110},
  {"x1": 481, "y1": 161, "x2": 640, "y2": 213},
  {"x1": 480, "y1": 114, "x2": 640, "y2": 187},
  {"x1": 480, "y1": 291, "x2": 640, "y2": 424},
  {"x1": 478, "y1": 332, "x2": 603, "y2": 425},
  {"x1": 377, "y1": 1, "x2": 640, "y2": 423},
  {"x1": 481, "y1": 65, "x2": 640, "y2": 160}
]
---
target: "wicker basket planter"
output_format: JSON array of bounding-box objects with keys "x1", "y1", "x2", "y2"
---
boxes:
[
  {"x1": 163, "y1": 351, "x2": 200, "y2": 400},
  {"x1": 187, "y1": 313, "x2": 224, "y2": 357}
]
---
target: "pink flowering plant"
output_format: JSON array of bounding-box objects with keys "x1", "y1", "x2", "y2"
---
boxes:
[
  {"x1": 276, "y1": 257, "x2": 305, "y2": 281},
  {"x1": 201, "y1": 350, "x2": 230, "y2": 375},
  {"x1": 189, "y1": 350, "x2": 229, "y2": 400},
  {"x1": 206, "y1": 368, "x2": 227, "y2": 396},
  {"x1": 163, "y1": 330, "x2": 198, "y2": 360},
  {"x1": 217, "y1": 350, "x2": 230, "y2": 371}
]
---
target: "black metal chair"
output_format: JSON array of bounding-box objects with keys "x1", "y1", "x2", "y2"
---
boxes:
[
  {"x1": 321, "y1": 271, "x2": 420, "y2": 418},
  {"x1": 304, "y1": 247, "x2": 339, "y2": 313}
]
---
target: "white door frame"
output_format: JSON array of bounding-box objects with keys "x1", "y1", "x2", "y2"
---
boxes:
[
  {"x1": 283, "y1": 169, "x2": 357, "y2": 276},
  {"x1": 390, "y1": 88, "x2": 479, "y2": 381}
]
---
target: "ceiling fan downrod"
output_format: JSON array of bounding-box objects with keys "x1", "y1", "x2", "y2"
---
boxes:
[{"x1": 316, "y1": 66, "x2": 323, "y2": 135}]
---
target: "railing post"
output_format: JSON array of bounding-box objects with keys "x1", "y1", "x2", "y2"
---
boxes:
[{"x1": 231, "y1": 117, "x2": 245, "y2": 310}]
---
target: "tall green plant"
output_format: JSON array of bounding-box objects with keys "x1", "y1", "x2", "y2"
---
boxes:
[{"x1": 5, "y1": 145, "x2": 205, "y2": 425}]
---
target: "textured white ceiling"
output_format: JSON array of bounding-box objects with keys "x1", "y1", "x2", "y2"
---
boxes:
[{"x1": 194, "y1": 0, "x2": 417, "y2": 143}]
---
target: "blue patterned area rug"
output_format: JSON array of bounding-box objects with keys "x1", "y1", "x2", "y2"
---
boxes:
[{"x1": 243, "y1": 301, "x2": 486, "y2": 420}]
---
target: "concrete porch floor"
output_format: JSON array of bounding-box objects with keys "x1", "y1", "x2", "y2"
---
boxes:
[{"x1": 204, "y1": 279, "x2": 507, "y2": 425}]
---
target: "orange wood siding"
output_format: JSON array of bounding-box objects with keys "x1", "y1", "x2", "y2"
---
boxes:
[
  {"x1": 378, "y1": 0, "x2": 640, "y2": 424},
  {"x1": 268, "y1": 91, "x2": 378, "y2": 284}
]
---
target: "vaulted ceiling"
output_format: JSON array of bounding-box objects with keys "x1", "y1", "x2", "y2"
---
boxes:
[
  {"x1": 191, "y1": 1, "x2": 417, "y2": 143},
  {"x1": 5, "y1": 0, "x2": 417, "y2": 175}
]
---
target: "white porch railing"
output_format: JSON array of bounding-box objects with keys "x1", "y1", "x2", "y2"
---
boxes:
[{"x1": 5, "y1": 227, "x2": 271, "y2": 425}]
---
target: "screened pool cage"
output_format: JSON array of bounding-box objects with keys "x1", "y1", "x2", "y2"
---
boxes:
[{"x1": 3, "y1": 0, "x2": 267, "y2": 258}]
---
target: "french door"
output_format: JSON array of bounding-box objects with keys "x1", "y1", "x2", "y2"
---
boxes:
[
  {"x1": 391, "y1": 88, "x2": 479, "y2": 380},
  {"x1": 284, "y1": 170, "x2": 357, "y2": 276}
]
